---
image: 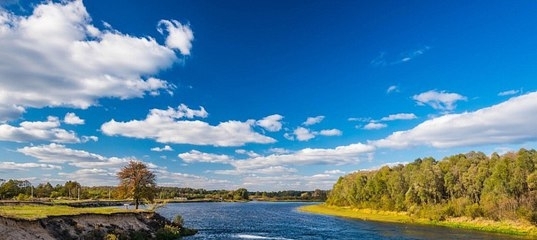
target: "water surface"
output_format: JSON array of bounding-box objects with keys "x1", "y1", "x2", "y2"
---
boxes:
[{"x1": 157, "y1": 202, "x2": 525, "y2": 239}]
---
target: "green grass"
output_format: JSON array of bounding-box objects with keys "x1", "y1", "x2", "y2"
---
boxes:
[
  {"x1": 299, "y1": 204, "x2": 537, "y2": 238},
  {"x1": 0, "y1": 204, "x2": 134, "y2": 220},
  {"x1": 299, "y1": 204, "x2": 417, "y2": 223}
]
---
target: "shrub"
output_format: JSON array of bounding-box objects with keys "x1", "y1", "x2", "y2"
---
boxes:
[
  {"x1": 155, "y1": 225, "x2": 181, "y2": 240},
  {"x1": 173, "y1": 215, "x2": 184, "y2": 227},
  {"x1": 105, "y1": 234, "x2": 118, "y2": 240}
]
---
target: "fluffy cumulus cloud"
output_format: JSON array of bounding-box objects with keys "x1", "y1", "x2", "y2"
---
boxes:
[
  {"x1": 157, "y1": 20, "x2": 194, "y2": 55},
  {"x1": 150, "y1": 145, "x2": 174, "y2": 152},
  {"x1": 363, "y1": 122, "x2": 387, "y2": 130},
  {"x1": 255, "y1": 114, "x2": 283, "y2": 132},
  {"x1": 319, "y1": 129, "x2": 342, "y2": 136},
  {"x1": 0, "y1": 116, "x2": 80, "y2": 143},
  {"x1": 303, "y1": 116, "x2": 325, "y2": 126},
  {"x1": 64, "y1": 112, "x2": 85, "y2": 125},
  {"x1": 0, "y1": 0, "x2": 193, "y2": 121},
  {"x1": 293, "y1": 127, "x2": 316, "y2": 141},
  {"x1": 101, "y1": 105, "x2": 276, "y2": 147},
  {"x1": 287, "y1": 126, "x2": 342, "y2": 141},
  {"x1": 413, "y1": 90, "x2": 467, "y2": 112},
  {"x1": 373, "y1": 91, "x2": 537, "y2": 148}
]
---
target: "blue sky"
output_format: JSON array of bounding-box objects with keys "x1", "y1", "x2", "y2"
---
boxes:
[{"x1": 1, "y1": 0, "x2": 536, "y2": 191}]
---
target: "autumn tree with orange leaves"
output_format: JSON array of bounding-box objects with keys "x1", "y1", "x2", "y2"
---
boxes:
[{"x1": 117, "y1": 161, "x2": 157, "y2": 209}]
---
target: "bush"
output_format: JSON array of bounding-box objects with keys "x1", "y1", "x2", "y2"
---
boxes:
[
  {"x1": 173, "y1": 215, "x2": 184, "y2": 227},
  {"x1": 16, "y1": 193, "x2": 30, "y2": 201},
  {"x1": 465, "y1": 204, "x2": 484, "y2": 219},
  {"x1": 105, "y1": 234, "x2": 118, "y2": 240},
  {"x1": 155, "y1": 225, "x2": 181, "y2": 240}
]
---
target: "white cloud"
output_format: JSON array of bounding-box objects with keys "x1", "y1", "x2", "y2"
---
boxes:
[
  {"x1": 17, "y1": 143, "x2": 131, "y2": 168},
  {"x1": 0, "y1": 0, "x2": 193, "y2": 121},
  {"x1": 240, "y1": 171, "x2": 345, "y2": 191},
  {"x1": 0, "y1": 116, "x2": 80, "y2": 143},
  {"x1": 363, "y1": 122, "x2": 387, "y2": 130},
  {"x1": 293, "y1": 127, "x2": 315, "y2": 141},
  {"x1": 58, "y1": 168, "x2": 117, "y2": 186},
  {"x1": 256, "y1": 114, "x2": 283, "y2": 132},
  {"x1": 101, "y1": 105, "x2": 275, "y2": 147},
  {"x1": 235, "y1": 149, "x2": 261, "y2": 158},
  {"x1": 213, "y1": 166, "x2": 297, "y2": 176},
  {"x1": 151, "y1": 145, "x2": 173, "y2": 152},
  {"x1": 386, "y1": 85, "x2": 399, "y2": 94},
  {"x1": 81, "y1": 135, "x2": 98, "y2": 142},
  {"x1": 348, "y1": 117, "x2": 371, "y2": 122},
  {"x1": 157, "y1": 19, "x2": 194, "y2": 55},
  {"x1": 177, "y1": 143, "x2": 374, "y2": 175},
  {"x1": 0, "y1": 162, "x2": 62, "y2": 171},
  {"x1": 373, "y1": 91, "x2": 537, "y2": 149},
  {"x1": 498, "y1": 89, "x2": 520, "y2": 96},
  {"x1": 178, "y1": 150, "x2": 232, "y2": 164},
  {"x1": 413, "y1": 90, "x2": 467, "y2": 112},
  {"x1": 319, "y1": 129, "x2": 342, "y2": 136},
  {"x1": 380, "y1": 113, "x2": 417, "y2": 121},
  {"x1": 324, "y1": 169, "x2": 345, "y2": 175},
  {"x1": 283, "y1": 132, "x2": 294, "y2": 141},
  {"x1": 148, "y1": 104, "x2": 208, "y2": 120},
  {"x1": 237, "y1": 143, "x2": 374, "y2": 170},
  {"x1": 303, "y1": 116, "x2": 324, "y2": 126},
  {"x1": 287, "y1": 124, "x2": 342, "y2": 141},
  {"x1": 268, "y1": 148, "x2": 291, "y2": 154},
  {"x1": 64, "y1": 112, "x2": 85, "y2": 125}
]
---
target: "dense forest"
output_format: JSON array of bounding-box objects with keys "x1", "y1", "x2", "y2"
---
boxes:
[{"x1": 327, "y1": 149, "x2": 537, "y2": 223}]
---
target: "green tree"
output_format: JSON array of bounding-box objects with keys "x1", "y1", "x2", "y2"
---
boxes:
[
  {"x1": 117, "y1": 161, "x2": 157, "y2": 209},
  {"x1": 35, "y1": 182, "x2": 54, "y2": 198},
  {"x1": 64, "y1": 180, "x2": 81, "y2": 199},
  {"x1": 233, "y1": 188, "x2": 249, "y2": 200}
]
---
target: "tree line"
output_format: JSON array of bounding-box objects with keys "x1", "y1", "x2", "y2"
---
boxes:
[
  {"x1": 326, "y1": 149, "x2": 537, "y2": 223},
  {"x1": 0, "y1": 161, "x2": 327, "y2": 203}
]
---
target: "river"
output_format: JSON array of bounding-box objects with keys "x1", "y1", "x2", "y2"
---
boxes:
[{"x1": 156, "y1": 201, "x2": 525, "y2": 239}]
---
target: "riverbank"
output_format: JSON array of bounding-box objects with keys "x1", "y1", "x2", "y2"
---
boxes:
[
  {"x1": 0, "y1": 204, "x2": 197, "y2": 239},
  {"x1": 299, "y1": 204, "x2": 537, "y2": 238}
]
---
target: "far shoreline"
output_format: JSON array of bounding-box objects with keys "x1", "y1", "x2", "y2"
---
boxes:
[{"x1": 298, "y1": 204, "x2": 537, "y2": 238}]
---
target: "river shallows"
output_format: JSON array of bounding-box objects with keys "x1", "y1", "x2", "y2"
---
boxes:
[{"x1": 157, "y1": 202, "x2": 524, "y2": 240}]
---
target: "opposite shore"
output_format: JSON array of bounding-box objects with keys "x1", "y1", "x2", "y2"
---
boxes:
[{"x1": 299, "y1": 204, "x2": 537, "y2": 238}]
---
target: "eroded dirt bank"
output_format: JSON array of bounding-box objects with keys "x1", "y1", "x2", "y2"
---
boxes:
[{"x1": 0, "y1": 212, "x2": 189, "y2": 240}]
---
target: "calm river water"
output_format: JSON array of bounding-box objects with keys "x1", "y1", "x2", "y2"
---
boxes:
[{"x1": 157, "y1": 202, "x2": 525, "y2": 240}]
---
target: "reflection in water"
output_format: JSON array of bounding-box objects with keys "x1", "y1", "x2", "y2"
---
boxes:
[{"x1": 157, "y1": 202, "x2": 526, "y2": 240}]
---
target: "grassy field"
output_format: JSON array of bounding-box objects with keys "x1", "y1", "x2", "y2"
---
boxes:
[
  {"x1": 299, "y1": 204, "x2": 537, "y2": 238},
  {"x1": 0, "y1": 204, "x2": 133, "y2": 220}
]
